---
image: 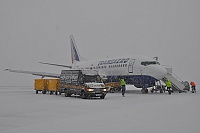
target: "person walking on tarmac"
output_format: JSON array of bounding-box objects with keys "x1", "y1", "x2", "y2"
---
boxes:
[
  {"x1": 166, "y1": 79, "x2": 172, "y2": 95},
  {"x1": 120, "y1": 78, "x2": 126, "y2": 97},
  {"x1": 190, "y1": 81, "x2": 196, "y2": 93}
]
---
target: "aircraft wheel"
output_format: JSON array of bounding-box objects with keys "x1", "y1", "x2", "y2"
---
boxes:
[
  {"x1": 145, "y1": 89, "x2": 148, "y2": 93},
  {"x1": 141, "y1": 88, "x2": 148, "y2": 94},
  {"x1": 141, "y1": 89, "x2": 145, "y2": 93}
]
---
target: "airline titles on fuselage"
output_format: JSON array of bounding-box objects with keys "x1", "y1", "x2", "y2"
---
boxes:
[
  {"x1": 98, "y1": 58, "x2": 130, "y2": 66},
  {"x1": 77, "y1": 58, "x2": 130, "y2": 70}
]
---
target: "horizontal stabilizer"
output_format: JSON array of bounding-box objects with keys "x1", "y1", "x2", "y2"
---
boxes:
[{"x1": 39, "y1": 62, "x2": 72, "y2": 69}]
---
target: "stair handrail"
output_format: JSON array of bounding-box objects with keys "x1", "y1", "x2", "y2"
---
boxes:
[{"x1": 172, "y1": 72, "x2": 183, "y2": 83}]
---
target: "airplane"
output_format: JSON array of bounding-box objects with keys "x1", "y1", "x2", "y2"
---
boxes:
[{"x1": 5, "y1": 35, "x2": 167, "y2": 93}]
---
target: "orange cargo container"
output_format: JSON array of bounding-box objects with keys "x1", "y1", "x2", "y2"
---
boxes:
[
  {"x1": 46, "y1": 79, "x2": 60, "y2": 95},
  {"x1": 34, "y1": 79, "x2": 47, "y2": 94}
]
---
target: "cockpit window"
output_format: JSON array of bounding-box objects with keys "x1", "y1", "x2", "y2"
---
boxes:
[{"x1": 141, "y1": 61, "x2": 160, "y2": 66}]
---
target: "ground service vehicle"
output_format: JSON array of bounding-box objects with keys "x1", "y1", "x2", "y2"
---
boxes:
[
  {"x1": 104, "y1": 82, "x2": 121, "y2": 93},
  {"x1": 59, "y1": 70, "x2": 107, "y2": 99}
]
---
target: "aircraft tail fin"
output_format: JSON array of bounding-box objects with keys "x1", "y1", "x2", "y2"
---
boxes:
[{"x1": 70, "y1": 35, "x2": 87, "y2": 64}]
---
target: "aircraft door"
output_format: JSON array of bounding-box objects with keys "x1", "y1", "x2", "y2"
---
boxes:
[{"x1": 128, "y1": 59, "x2": 135, "y2": 73}]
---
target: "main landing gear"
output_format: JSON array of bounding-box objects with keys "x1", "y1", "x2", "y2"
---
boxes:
[{"x1": 141, "y1": 88, "x2": 148, "y2": 94}]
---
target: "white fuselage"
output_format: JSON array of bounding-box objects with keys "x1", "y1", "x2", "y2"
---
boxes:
[{"x1": 71, "y1": 55, "x2": 167, "y2": 87}]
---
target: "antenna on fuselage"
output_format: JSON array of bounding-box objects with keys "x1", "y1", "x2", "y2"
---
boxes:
[{"x1": 153, "y1": 56, "x2": 158, "y2": 61}]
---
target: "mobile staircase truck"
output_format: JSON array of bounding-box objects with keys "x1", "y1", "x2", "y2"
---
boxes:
[
  {"x1": 59, "y1": 70, "x2": 108, "y2": 99},
  {"x1": 162, "y1": 67, "x2": 187, "y2": 93}
]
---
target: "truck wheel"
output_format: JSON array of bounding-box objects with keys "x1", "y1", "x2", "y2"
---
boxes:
[
  {"x1": 110, "y1": 88, "x2": 115, "y2": 93},
  {"x1": 67, "y1": 93, "x2": 72, "y2": 97},
  {"x1": 117, "y1": 87, "x2": 121, "y2": 91},
  {"x1": 36, "y1": 90, "x2": 38, "y2": 94},
  {"x1": 100, "y1": 95, "x2": 105, "y2": 99},
  {"x1": 42, "y1": 90, "x2": 46, "y2": 94},
  {"x1": 55, "y1": 91, "x2": 58, "y2": 95},
  {"x1": 50, "y1": 91, "x2": 53, "y2": 95},
  {"x1": 81, "y1": 92, "x2": 87, "y2": 99},
  {"x1": 65, "y1": 92, "x2": 71, "y2": 97}
]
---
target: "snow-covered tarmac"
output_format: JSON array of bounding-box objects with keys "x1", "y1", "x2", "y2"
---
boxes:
[{"x1": 0, "y1": 86, "x2": 200, "y2": 133}]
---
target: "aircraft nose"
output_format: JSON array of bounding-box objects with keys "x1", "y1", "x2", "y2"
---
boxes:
[
  {"x1": 143, "y1": 65, "x2": 167, "y2": 80},
  {"x1": 153, "y1": 65, "x2": 167, "y2": 80}
]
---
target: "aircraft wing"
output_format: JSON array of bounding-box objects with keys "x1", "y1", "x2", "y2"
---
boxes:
[
  {"x1": 39, "y1": 62, "x2": 72, "y2": 68},
  {"x1": 5, "y1": 69, "x2": 60, "y2": 78}
]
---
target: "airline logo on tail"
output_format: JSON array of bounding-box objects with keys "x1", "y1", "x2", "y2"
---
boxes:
[{"x1": 70, "y1": 35, "x2": 80, "y2": 64}]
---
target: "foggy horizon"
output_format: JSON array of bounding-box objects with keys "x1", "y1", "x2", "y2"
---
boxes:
[{"x1": 0, "y1": 0, "x2": 200, "y2": 86}]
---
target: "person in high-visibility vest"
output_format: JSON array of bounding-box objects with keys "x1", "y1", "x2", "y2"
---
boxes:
[
  {"x1": 190, "y1": 81, "x2": 196, "y2": 93},
  {"x1": 120, "y1": 78, "x2": 126, "y2": 97},
  {"x1": 166, "y1": 79, "x2": 172, "y2": 94}
]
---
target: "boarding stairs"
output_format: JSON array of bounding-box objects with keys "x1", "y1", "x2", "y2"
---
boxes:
[{"x1": 162, "y1": 67, "x2": 186, "y2": 93}]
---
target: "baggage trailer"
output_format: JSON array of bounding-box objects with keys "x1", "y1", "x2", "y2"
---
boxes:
[
  {"x1": 46, "y1": 79, "x2": 60, "y2": 95},
  {"x1": 34, "y1": 79, "x2": 47, "y2": 94},
  {"x1": 34, "y1": 79, "x2": 60, "y2": 95},
  {"x1": 105, "y1": 82, "x2": 121, "y2": 93},
  {"x1": 59, "y1": 70, "x2": 108, "y2": 99}
]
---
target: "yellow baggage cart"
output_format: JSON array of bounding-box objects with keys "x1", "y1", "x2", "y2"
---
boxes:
[
  {"x1": 34, "y1": 79, "x2": 47, "y2": 94},
  {"x1": 46, "y1": 79, "x2": 60, "y2": 95}
]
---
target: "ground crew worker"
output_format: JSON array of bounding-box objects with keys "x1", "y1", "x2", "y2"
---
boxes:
[
  {"x1": 120, "y1": 78, "x2": 126, "y2": 97},
  {"x1": 166, "y1": 79, "x2": 172, "y2": 95},
  {"x1": 190, "y1": 81, "x2": 196, "y2": 93}
]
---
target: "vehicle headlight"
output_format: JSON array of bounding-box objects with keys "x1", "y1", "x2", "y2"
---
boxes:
[
  {"x1": 103, "y1": 89, "x2": 107, "y2": 92},
  {"x1": 86, "y1": 88, "x2": 94, "y2": 92}
]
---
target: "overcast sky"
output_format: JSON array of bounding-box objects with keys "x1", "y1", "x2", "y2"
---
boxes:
[{"x1": 0, "y1": 0, "x2": 200, "y2": 86}]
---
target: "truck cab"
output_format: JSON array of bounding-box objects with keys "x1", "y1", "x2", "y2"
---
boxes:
[{"x1": 59, "y1": 70, "x2": 107, "y2": 99}]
